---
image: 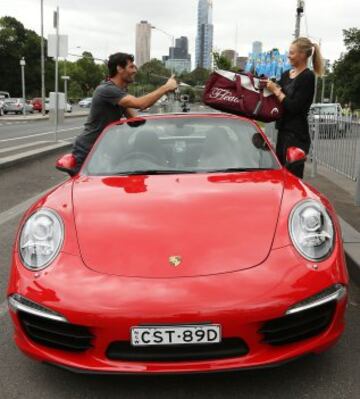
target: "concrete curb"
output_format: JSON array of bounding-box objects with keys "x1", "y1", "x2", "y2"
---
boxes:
[
  {"x1": 0, "y1": 141, "x2": 72, "y2": 170},
  {"x1": 340, "y1": 217, "x2": 360, "y2": 286}
]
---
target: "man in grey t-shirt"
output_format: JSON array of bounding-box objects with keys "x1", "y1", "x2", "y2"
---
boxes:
[{"x1": 72, "y1": 52, "x2": 177, "y2": 169}]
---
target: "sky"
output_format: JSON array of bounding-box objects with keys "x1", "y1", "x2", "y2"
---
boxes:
[{"x1": 1, "y1": 0, "x2": 359, "y2": 67}]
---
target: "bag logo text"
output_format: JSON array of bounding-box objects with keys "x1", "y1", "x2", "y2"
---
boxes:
[{"x1": 209, "y1": 88, "x2": 240, "y2": 104}]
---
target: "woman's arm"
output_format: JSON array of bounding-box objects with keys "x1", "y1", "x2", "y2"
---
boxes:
[{"x1": 267, "y1": 72, "x2": 315, "y2": 115}]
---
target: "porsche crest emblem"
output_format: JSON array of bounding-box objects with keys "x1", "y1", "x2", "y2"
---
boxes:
[{"x1": 169, "y1": 256, "x2": 182, "y2": 267}]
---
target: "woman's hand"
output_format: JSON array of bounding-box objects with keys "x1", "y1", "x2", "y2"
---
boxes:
[
  {"x1": 266, "y1": 79, "x2": 285, "y2": 102},
  {"x1": 266, "y1": 80, "x2": 279, "y2": 94}
]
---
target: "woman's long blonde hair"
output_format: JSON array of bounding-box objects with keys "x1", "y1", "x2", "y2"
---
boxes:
[{"x1": 292, "y1": 37, "x2": 324, "y2": 76}]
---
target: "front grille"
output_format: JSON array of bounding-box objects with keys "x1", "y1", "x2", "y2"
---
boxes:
[
  {"x1": 18, "y1": 311, "x2": 94, "y2": 352},
  {"x1": 107, "y1": 338, "x2": 249, "y2": 362},
  {"x1": 259, "y1": 301, "x2": 336, "y2": 346}
]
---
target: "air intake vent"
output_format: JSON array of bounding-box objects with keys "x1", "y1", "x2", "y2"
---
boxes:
[
  {"x1": 107, "y1": 338, "x2": 249, "y2": 362},
  {"x1": 19, "y1": 311, "x2": 94, "y2": 352},
  {"x1": 259, "y1": 301, "x2": 336, "y2": 346}
]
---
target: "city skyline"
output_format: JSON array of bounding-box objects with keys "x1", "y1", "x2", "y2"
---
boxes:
[{"x1": 1, "y1": 0, "x2": 358, "y2": 67}]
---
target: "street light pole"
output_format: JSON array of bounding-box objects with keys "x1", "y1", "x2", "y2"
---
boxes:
[
  {"x1": 40, "y1": 0, "x2": 46, "y2": 116},
  {"x1": 294, "y1": 0, "x2": 305, "y2": 39},
  {"x1": 54, "y1": 6, "x2": 60, "y2": 142},
  {"x1": 20, "y1": 57, "x2": 26, "y2": 116}
]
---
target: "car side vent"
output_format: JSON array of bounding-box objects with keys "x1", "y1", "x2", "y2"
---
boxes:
[
  {"x1": 18, "y1": 311, "x2": 94, "y2": 352},
  {"x1": 259, "y1": 301, "x2": 336, "y2": 346}
]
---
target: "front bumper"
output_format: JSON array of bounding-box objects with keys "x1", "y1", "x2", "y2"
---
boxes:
[{"x1": 8, "y1": 244, "x2": 348, "y2": 374}]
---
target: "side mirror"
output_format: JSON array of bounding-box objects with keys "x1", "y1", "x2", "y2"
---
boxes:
[
  {"x1": 285, "y1": 146, "x2": 306, "y2": 167},
  {"x1": 56, "y1": 153, "x2": 78, "y2": 176}
]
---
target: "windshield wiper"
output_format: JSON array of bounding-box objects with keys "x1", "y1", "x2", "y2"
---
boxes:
[{"x1": 113, "y1": 169, "x2": 196, "y2": 176}]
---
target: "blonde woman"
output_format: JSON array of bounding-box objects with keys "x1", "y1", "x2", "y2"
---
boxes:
[{"x1": 267, "y1": 37, "x2": 324, "y2": 178}]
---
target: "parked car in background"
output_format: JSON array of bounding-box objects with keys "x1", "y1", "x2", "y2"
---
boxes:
[
  {"x1": 3, "y1": 98, "x2": 33, "y2": 115},
  {"x1": 31, "y1": 98, "x2": 43, "y2": 112},
  {"x1": 0, "y1": 91, "x2": 10, "y2": 115},
  {"x1": 44, "y1": 98, "x2": 72, "y2": 113},
  {"x1": 309, "y1": 103, "x2": 345, "y2": 138},
  {"x1": 79, "y1": 97, "x2": 92, "y2": 108}
]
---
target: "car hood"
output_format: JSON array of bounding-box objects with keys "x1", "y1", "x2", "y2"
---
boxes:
[{"x1": 72, "y1": 171, "x2": 285, "y2": 278}]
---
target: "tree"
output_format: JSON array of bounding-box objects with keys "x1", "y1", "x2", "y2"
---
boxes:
[
  {"x1": 333, "y1": 28, "x2": 360, "y2": 108},
  {"x1": 181, "y1": 67, "x2": 210, "y2": 86},
  {"x1": 70, "y1": 52, "x2": 105, "y2": 96},
  {"x1": 0, "y1": 16, "x2": 55, "y2": 98},
  {"x1": 136, "y1": 59, "x2": 171, "y2": 86},
  {"x1": 212, "y1": 51, "x2": 232, "y2": 71}
]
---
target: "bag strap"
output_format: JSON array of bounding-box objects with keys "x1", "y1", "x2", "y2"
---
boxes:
[{"x1": 241, "y1": 72, "x2": 255, "y2": 88}]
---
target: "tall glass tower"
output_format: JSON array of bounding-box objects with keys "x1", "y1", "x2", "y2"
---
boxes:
[{"x1": 195, "y1": 0, "x2": 214, "y2": 69}]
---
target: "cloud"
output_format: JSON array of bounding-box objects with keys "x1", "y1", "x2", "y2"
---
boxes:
[{"x1": 2, "y1": 0, "x2": 359, "y2": 65}]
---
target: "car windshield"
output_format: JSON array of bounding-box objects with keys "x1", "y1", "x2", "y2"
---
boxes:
[
  {"x1": 84, "y1": 116, "x2": 279, "y2": 176},
  {"x1": 311, "y1": 105, "x2": 337, "y2": 115}
]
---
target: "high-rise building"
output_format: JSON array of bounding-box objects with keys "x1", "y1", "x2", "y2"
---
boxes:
[
  {"x1": 221, "y1": 49, "x2": 237, "y2": 67},
  {"x1": 163, "y1": 36, "x2": 191, "y2": 73},
  {"x1": 195, "y1": 0, "x2": 214, "y2": 69},
  {"x1": 136, "y1": 21, "x2": 152, "y2": 67},
  {"x1": 236, "y1": 56, "x2": 248, "y2": 70},
  {"x1": 252, "y1": 41, "x2": 263, "y2": 54}
]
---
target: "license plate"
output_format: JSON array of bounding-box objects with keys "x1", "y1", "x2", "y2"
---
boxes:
[{"x1": 131, "y1": 324, "x2": 221, "y2": 346}]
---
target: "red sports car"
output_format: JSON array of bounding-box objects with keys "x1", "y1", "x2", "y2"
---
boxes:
[{"x1": 7, "y1": 113, "x2": 348, "y2": 374}]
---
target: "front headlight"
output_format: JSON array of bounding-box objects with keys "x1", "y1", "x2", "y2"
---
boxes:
[
  {"x1": 19, "y1": 208, "x2": 64, "y2": 270},
  {"x1": 289, "y1": 200, "x2": 335, "y2": 261}
]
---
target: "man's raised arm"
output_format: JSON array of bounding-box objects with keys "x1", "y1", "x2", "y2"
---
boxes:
[{"x1": 119, "y1": 75, "x2": 178, "y2": 110}]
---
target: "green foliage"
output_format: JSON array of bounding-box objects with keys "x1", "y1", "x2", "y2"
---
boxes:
[
  {"x1": 70, "y1": 52, "x2": 106, "y2": 97},
  {"x1": 135, "y1": 59, "x2": 171, "y2": 86},
  {"x1": 181, "y1": 67, "x2": 210, "y2": 86},
  {"x1": 0, "y1": 16, "x2": 55, "y2": 97},
  {"x1": 343, "y1": 28, "x2": 360, "y2": 51},
  {"x1": 0, "y1": 17, "x2": 107, "y2": 99},
  {"x1": 333, "y1": 27, "x2": 360, "y2": 108},
  {"x1": 212, "y1": 51, "x2": 232, "y2": 71}
]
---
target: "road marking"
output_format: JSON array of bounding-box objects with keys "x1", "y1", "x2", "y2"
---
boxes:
[
  {"x1": 0, "y1": 141, "x2": 49, "y2": 154},
  {"x1": 0, "y1": 126, "x2": 82, "y2": 143}
]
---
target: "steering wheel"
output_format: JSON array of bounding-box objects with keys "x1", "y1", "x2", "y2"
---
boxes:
[{"x1": 119, "y1": 151, "x2": 163, "y2": 165}]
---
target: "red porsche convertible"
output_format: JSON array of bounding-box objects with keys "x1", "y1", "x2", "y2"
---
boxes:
[{"x1": 7, "y1": 113, "x2": 348, "y2": 374}]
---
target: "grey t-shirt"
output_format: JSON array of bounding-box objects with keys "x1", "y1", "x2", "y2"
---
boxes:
[{"x1": 74, "y1": 80, "x2": 128, "y2": 151}]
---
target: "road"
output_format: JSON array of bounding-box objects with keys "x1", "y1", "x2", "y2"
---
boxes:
[
  {"x1": 0, "y1": 149, "x2": 359, "y2": 398},
  {"x1": 0, "y1": 116, "x2": 87, "y2": 156}
]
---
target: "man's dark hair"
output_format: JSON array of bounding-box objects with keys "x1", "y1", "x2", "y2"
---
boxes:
[{"x1": 108, "y1": 52, "x2": 134, "y2": 77}]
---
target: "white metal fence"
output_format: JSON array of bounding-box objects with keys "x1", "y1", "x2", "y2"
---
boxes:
[{"x1": 265, "y1": 116, "x2": 360, "y2": 205}]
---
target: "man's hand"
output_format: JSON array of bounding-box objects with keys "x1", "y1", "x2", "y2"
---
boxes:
[{"x1": 164, "y1": 74, "x2": 178, "y2": 93}]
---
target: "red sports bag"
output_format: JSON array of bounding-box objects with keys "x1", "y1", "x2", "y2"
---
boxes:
[{"x1": 203, "y1": 70, "x2": 283, "y2": 123}]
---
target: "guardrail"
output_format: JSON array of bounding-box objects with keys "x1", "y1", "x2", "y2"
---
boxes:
[{"x1": 265, "y1": 115, "x2": 360, "y2": 206}]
